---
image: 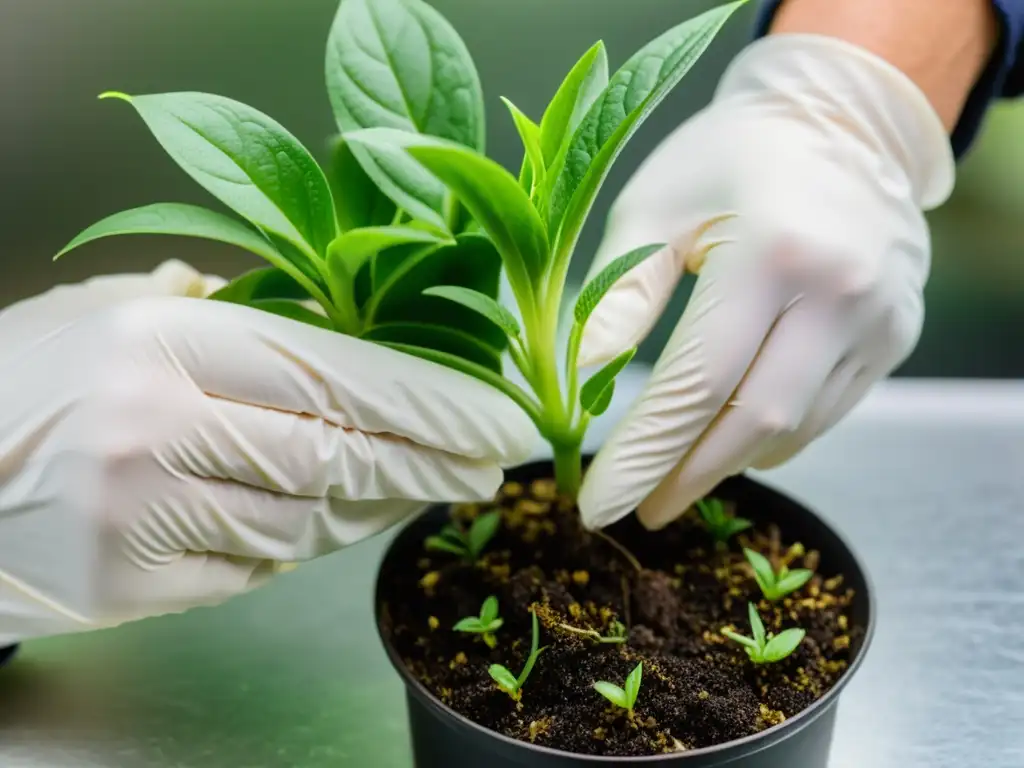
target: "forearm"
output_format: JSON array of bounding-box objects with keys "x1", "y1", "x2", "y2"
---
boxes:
[{"x1": 768, "y1": 0, "x2": 999, "y2": 132}]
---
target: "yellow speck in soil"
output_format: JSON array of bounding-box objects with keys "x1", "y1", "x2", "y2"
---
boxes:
[
  {"x1": 824, "y1": 575, "x2": 844, "y2": 591},
  {"x1": 417, "y1": 558, "x2": 432, "y2": 570},
  {"x1": 572, "y1": 570, "x2": 590, "y2": 586},
  {"x1": 419, "y1": 571, "x2": 440, "y2": 594},
  {"x1": 516, "y1": 498, "x2": 550, "y2": 517},
  {"x1": 698, "y1": 690, "x2": 710, "y2": 700},
  {"x1": 833, "y1": 635, "x2": 850, "y2": 651},
  {"x1": 593, "y1": 727, "x2": 607, "y2": 741},
  {"x1": 451, "y1": 652, "x2": 468, "y2": 668},
  {"x1": 452, "y1": 502, "x2": 480, "y2": 521},
  {"x1": 531, "y1": 479, "x2": 559, "y2": 501},
  {"x1": 758, "y1": 704, "x2": 786, "y2": 727},
  {"x1": 569, "y1": 602, "x2": 584, "y2": 620},
  {"x1": 674, "y1": 564, "x2": 687, "y2": 576},
  {"x1": 809, "y1": 584, "x2": 821, "y2": 597},
  {"x1": 837, "y1": 615, "x2": 848, "y2": 631},
  {"x1": 427, "y1": 616, "x2": 439, "y2": 631},
  {"x1": 528, "y1": 717, "x2": 552, "y2": 742},
  {"x1": 502, "y1": 481, "x2": 524, "y2": 498}
]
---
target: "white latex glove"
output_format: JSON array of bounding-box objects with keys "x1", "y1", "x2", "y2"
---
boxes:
[
  {"x1": 578, "y1": 35, "x2": 955, "y2": 531},
  {"x1": 0, "y1": 260, "x2": 533, "y2": 644}
]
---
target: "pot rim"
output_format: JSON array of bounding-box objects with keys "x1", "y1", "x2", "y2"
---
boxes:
[{"x1": 375, "y1": 466, "x2": 877, "y2": 763}]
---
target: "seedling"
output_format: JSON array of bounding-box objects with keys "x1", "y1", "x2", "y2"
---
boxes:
[
  {"x1": 744, "y1": 548, "x2": 814, "y2": 601},
  {"x1": 722, "y1": 603, "x2": 805, "y2": 665},
  {"x1": 696, "y1": 498, "x2": 752, "y2": 544},
  {"x1": 453, "y1": 596, "x2": 504, "y2": 649},
  {"x1": 54, "y1": 0, "x2": 750, "y2": 498},
  {"x1": 489, "y1": 609, "x2": 547, "y2": 701},
  {"x1": 424, "y1": 511, "x2": 501, "y2": 562},
  {"x1": 558, "y1": 619, "x2": 627, "y2": 644},
  {"x1": 594, "y1": 661, "x2": 643, "y2": 718}
]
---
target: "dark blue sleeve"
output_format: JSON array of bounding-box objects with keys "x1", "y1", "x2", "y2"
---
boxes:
[{"x1": 755, "y1": 0, "x2": 1024, "y2": 158}]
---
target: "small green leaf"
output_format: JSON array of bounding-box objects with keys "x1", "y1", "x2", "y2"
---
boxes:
[
  {"x1": 623, "y1": 661, "x2": 643, "y2": 710},
  {"x1": 249, "y1": 299, "x2": 332, "y2": 330},
  {"x1": 580, "y1": 347, "x2": 635, "y2": 415},
  {"x1": 775, "y1": 569, "x2": 814, "y2": 596},
  {"x1": 748, "y1": 603, "x2": 766, "y2": 647},
  {"x1": 744, "y1": 549, "x2": 777, "y2": 593},
  {"x1": 489, "y1": 665, "x2": 519, "y2": 693},
  {"x1": 721, "y1": 628, "x2": 759, "y2": 651},
  {"x1": 480, "y1": 596, "x2": 500, "y2": 625},
  {"x1": 485, "y1": 619, "x2": 504, "y2": 633},
  {"x1": 207, "y1": 266, "x2": 310, "y2": 305},
  {"x1": 468, "y1": 510, "x2": 502, "y2": 559},
  {"x1": 696, "y1": 498, "x2": 724, "y2": 526},
  {"x1": 539, "y1": 40, "x2": 609, "y2": 168},
  {"x1": 328, "y1": 136, "x2": 397, "y2": 232},
  {"x1": 762, "y1": 628, "x2": 806, "y2": 663},
  {"x1": 453, "y1": 617, "x2": 484, "y2": 633},
  {"x1": 593, "y1": 681, "x2": 628, "y2": 710},
  {"x1": 102, "y1": 93, "x2": 337, "y2": 259},
  {"x1": 423, "y1": 286, "x2": 521, "y2": 338},
  {"x1": 573, "y1": 243, "x2": 664, "y2": 327},
  {"x1": 326, "y1": 0, "x2": 485, "y2": 227},
  {"x1": 501, "y1": 97, "x2": 545, "y2": 190},
  {"x1": 425, "y1": 536, "x2": 467, "y2": 556},
  {"x1": 723, "y1": 517, "x2": 754, "y2": 539}
]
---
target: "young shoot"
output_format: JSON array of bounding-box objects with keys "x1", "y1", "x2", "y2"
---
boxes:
[
  {"x1": 593, "y1": 661, "x2": 643, "y2": 718},
  {"x1": 489, "y1": 609, "x2": 547, "y2": 701},
  {"x1": 424, "y1": 510, "x2": 501, "y2": 562},
  {"x1": 558, "y1": 619, "x2": 627, "y2": 644},
  {"x1": 722, "y1": 603, "x2": 805, "y2": 665},
  {"x1": 743, "y1": 548, "x2": 814, "y2": 601},
  {"x1": 696, "y1": 498, "x2": 752, "y2": 545},
  {"x1": 341, "y1": 0, "x2": 750, "y2": 497},
  {"x1": 453, "y1": 595, "x2": 503, "y2": 648}
]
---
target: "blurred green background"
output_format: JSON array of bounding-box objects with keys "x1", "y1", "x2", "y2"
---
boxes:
[{"x1": 1, "y1": 0, "x2": 1021, "y2": 376}]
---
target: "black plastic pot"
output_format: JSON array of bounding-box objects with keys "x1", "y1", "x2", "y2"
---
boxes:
[
  {"x1": 375, "y1": 458, "x2": 875, "y2": 767},
  {"x1": 0, "y1": 643, "x2": 18, "y2": 670}
]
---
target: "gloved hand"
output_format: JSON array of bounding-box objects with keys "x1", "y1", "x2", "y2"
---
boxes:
[
  {"x1": 0, "y1": 260, "x2": 533, "y2": 644},
  {"x1": 578, "y1": 34, "x2": 955, "y2": 531}
]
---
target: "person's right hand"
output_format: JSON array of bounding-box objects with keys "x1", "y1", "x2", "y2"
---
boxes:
[{"x1": 0, "y1": 260, "x2": 534, "y2": 645}]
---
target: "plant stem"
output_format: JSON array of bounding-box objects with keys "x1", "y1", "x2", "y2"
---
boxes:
[{"x1": 551, "y1": 435, "x2": 583, "y2": 497}]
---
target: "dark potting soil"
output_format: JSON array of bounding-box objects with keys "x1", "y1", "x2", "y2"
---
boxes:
[{"x1": 378, "y1": 477, "x2": 862, "y2": 758}]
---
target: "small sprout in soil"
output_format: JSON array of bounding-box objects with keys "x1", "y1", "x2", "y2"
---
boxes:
[
  {"x1": 489, "y1": 609, "x2": 547, "y2": 701},
  {"x1": 695, "y1": 498, "x2": 752, "y2": 545},
  {"x1": 424, "y1": 510, "x2": 502, "y2": 562},
  {"x1": 722, "y1": 602, "x2": 806, "y2": 664},
  {"x1": 558, "y1": 619, "x2": 628, "y2": 644},
  {"x1": 593, "y1": 661, "x2": 643, "y2": 718},
  {"x1": 453, "y1": 595, "x2": 504, "y2": 648},
  {"x1": 744, "y1": 547, "x2": 814, "y2": 601}
]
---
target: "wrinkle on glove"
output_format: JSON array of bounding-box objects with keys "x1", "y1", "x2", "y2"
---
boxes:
[
  {"x1": 0, "y1": 262, "x2": 535, "y2": 644},
  {"x1": 576, "y1": 35, "x2": 954, "y2": 532}
]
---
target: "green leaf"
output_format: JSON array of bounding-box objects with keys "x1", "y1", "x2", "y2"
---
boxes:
[
  {"x1": 721, "y1": 628, "x2": 759, "y2": 651},
  {"x1": 332, "y1": 225, "x2": 453, "y2": 277},
  {"x1": 748, "y1": 603, "x2": 766, "y2": 648},
  {"x1": 580, "y1": 347, "x2": 635, "y2": 415},
  {"x1": 423, "y1": 286, "x2": 521, "y2": 338},
  {"x1": 539, "y1": 41, "x2": 609, "y2": 168},
  {"x1": 207, "y1": 266, "x2": 310, "y2": 305},
  {"x1": 723, "y1": 517, "x2": 754, "y2": 539},
  {"x1": 100, "y1": 93, "x2": 336, "y2": 259},
  {"x1": 480, "y1": 596, "x2": 499, "y2": 625},
  {"x1": 573, "y1": 243, "x2": 664, "y2": 326},
  {"x1": 775, "y1": 569, "x2": 814, "y2": 595},
  {"x1": 326, "y1": 0, "x2": 485, "y2": 227},
  {"x1": 453, "y1": 618, "x2": 484, "y2": 633},
  {"x1": 347, "y1": 128, "x2": 549, "y2": 289},
  {"x1": 362, "y1": 322, "x2": 503, "y2": 374},
  {"x1": 545, "y1": 1, "x2": 746, "y2": 246},
  {"x1": 593, "y1": 682, "x2": 628, "y2": 709},
  {"x1": 468, "y1": 510, "x2": 502, "y2": 558},
  {"x1": 696, "y1": 498, "x2": 724, "y2": 526},
  {"x1": 425, "y1": 536, "x2": 467, "y2": 556},
  {"x1": 501, "y1": 97, "x2": 544, "y2": 190},
  {"x1": 328, "y1": 136, "x2": 397, "y2": 232},
  {"x1": 762, "y1": 628, "x2": 806, "y2": 663},
  {"x1": 744, "y1": 549, "x2": 777, "y2": 593},
  {"x1": 250, "y1": 299, "x2": 333, "y2": 330},
  {"x1": 623, "y1": 661, "x2": 643, "y2": 710},
  {"x1": 489, "y1": 665, "x2": 519, "y2": 693}
]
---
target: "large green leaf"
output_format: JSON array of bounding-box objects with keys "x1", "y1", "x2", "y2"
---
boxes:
[
  {"x1": 326, "y1": 0, "x2": 485, "y2": 229},
  {"x1": 422, "y1": 286, "x2": 521, "y2": 338},
  {"x1": 347, "y1": 128, "x2": 549, "y2": 290},
  {"x1": 328, "y1": 136, "x2": 397, "y2": 232},
  {"x1": 330, "y1": 225, "x2": 454, "y2": 278},
  {"x1": 362, "y1": 322, "x2": 502, "y2": 373},
  {"x1": 573, "y1": 243, "x2": 664, "y2": 327},
  {"x1": 539, "y1": 41, "x2": 609, "y2": 168},
  {"x1": 99, "y1": 92, "x2": 336, "y2": 260},
  {"x1": 545, "y1": 2, "x2": 745, "y2": 245},
  {"x1": 250, "y1": 299, "x2": 333, "y2": 330},
  {"x1": 207, "y1": 266, "x2": 310, "y2": 305}
]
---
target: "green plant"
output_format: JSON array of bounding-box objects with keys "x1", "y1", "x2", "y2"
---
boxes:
[
  {"x1": 54, "y1": 0, "x2": 509, "y2": 373},
  {"x1": 489, "y1": 609, "x2": 547, "y2": 701},
  {"x1": 722, "y1": 603, "x2": 805, "y2": 665},
  {"x1": 558, "y1": 619, "x2": 628, "y2": 644},
  {"x1": 340, "y1": 0, "x2": 750, "y2": 495},
  {"x1": 696, "y1": 498, "x2": 752, "y2": 544},
  {"x1": 453, "y1": 596, "x2": 504, "y2": 649},
  {"x1": 593, "y1": 661, "x2": 643, "y2": 717},
  {"x1": 424, "y1": 511, "x2": 501, "y2": 562},
  {"x1": 744, "y1": 548, "x2": 814, "y2": 601}
]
